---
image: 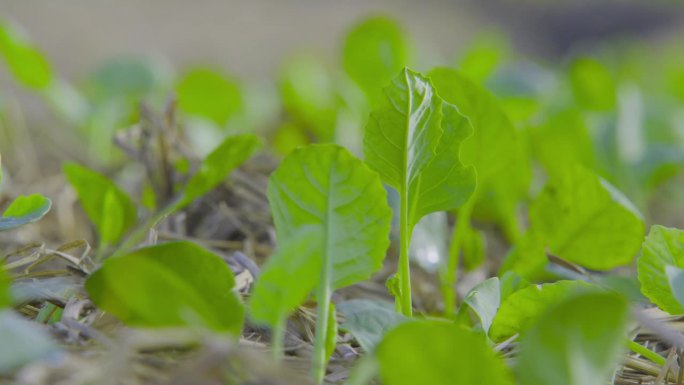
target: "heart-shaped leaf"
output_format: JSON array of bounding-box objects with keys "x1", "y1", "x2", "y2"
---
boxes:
[
  {"x1": 376, "y1": 321, "x2": 513, "y2": 385},
  {"x1": 0, "y1": 194, "x2": 52, "y2": 231},
  {"x1": 86, "y1": 241, "x2": 244, "y2": 334},
  {"x1": 638, "y1": 225, "x2": 684, "y2": 314}
]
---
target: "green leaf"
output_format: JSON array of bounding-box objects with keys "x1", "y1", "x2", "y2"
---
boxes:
[
  {"x1": 490, "y1": 280, "x2": 593, "y2": 342},
  {"x1": 409, "y1": 102, "x2": 477, "y2": 227},
  {"x1": 638, "y1": 225, "x2": 684, "y2": 314},
  {"x1": 0, "y1": 20, "x2": 53, "y2": 89},
  {"x1": 458, "y1": 33, "x2": 508, "y2": 84},
  {"x1": 364, "y1": 69, "x2": 475, "y2": 231},
  {"x1": 177, "y1": 134, "x2": 261, "y2": 210},
  {"x1": 279, "y1": 54, "x2": 337, "y2": 141},
  {"x1": 530, "y1": 109, "x2": 595, "y2": 177},
  {"x1": 342, "y1": 16, "x2": 410, "y2": 105},
  {"x1": 517, "y1": 292, "x2": 629, "y2": 385},
  {"x1": 85, "y1": 241, "x2": 244, "y2": 334},
  {"x1": 376, "y1": 321, "x2": 513, "y2": 385},
  {"x1": 0, "y1": 310, "x2": 59, "y2": 373},
  {"x1": 429, "y1": 67, "x2": 530, "y2": 237},
  {"x1": 458, "y1": 277, "x2": 500, "y2": 334},
  {"x1": 337, "y1": 299, "x2": 407, "y2": 353},
  {"x1": 268, "y1": 144, "x2": 392, "y2": 290},
  {"x1": 249, "y1": 226, "x2": 323, "y2": 328},
  {"x1": 268, "y1": 143, "x2": 392, "y2": 382},
  {"x1": 176, "y1": 68, "x2": 243, "y2": 126},
  {"x1": 569, "y1": 57, "x2": 616, "y2": 111},
  {"x1": 63, "y1": 163, "x2": 136, "y2": 246},
  {"x1": 0, "y1": 194, "x2": 52, "y2": 231},
  {"x1": 529, "y1": 165, "x2": 644, "y2": 270}
]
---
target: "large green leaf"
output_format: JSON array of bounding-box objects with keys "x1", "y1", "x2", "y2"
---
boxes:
[
  {"x1": 342, "y1": 16, "x2": 410, "y2": 105},
  {"x1": 529, "y1": 165, "x2": 644, "y2": 270},
  {"x1": 0, "y1": 194, "x2": 52, "y2": 231},
  {"x1": 638, "y1": 225, "x2": 684, "y2": 314},
  {"x1": 364, "y1": 69, "x2": 474, "y2": 231},
  {"x1": 0, "y1": 310, "x2": 59, "y2": 373},
  {"x1": 267, "y1": 143, "x2": 392, "y2": 381},
  {"x1": 268, "y1": 144, "x2": 391, "y2": 290},
  {"x1": 175, "y1": 68, "x2": 243, "y2": 126},
  {"x1": 376, "y1": 321, "x2": 513, "y2": 385},
  {"x1": 0, "y1": 20, "x2": 53, "y2": 89},
  {"x1": 249, "y1": 226, "x2": 323, "y2": 328},
  {"x1": 457, "y1": 277, "x2": 500, "y2": 334},
  {"x1": 337, "y1": 299, "x2": 407, "y2": 353},
  {"x1": 63, "y1": 163, "x2": 136, "y2": 246},
  {"x1": 86, "y1": 241, "x2": 244, "y2": 334},
  {"x1": 177, "y1": 134, "x2": 261, "y2": 210},
  {"x1": 517, "y1": 293, "x2": 629, "y2": 385},
  {"x1": 490, "y1": 280, "x2": 593, "y2": 342}
]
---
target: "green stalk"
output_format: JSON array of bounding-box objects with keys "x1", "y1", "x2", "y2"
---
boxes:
[
  {"x1": 627, "y1": 340, "x2": 665, "y2": 366},
  {"x1": 311, "y1": 253, "x2": 332, "y2": 384},
  {"x1": 441, "y1": 194, "x2": 476, "y2": 318},
  {"x1": 398, "y1": 185, "x2": 413, "y2": 317},
  {"x1": 272, "y1": 318, "x2": 285, "y2": 362}
]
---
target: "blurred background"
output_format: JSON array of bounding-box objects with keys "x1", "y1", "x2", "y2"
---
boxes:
[{"x1": 2, "y1": 0, "x2": 684, "y2": 262}]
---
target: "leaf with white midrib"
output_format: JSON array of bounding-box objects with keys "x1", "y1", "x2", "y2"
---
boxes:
[{"x1": 267, "y1": 144, "x2": 392, "y2": 290}]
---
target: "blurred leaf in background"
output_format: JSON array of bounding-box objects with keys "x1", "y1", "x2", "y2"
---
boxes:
[{"x1": 343, "y1": 16, "x2": 411, "y2": 107}]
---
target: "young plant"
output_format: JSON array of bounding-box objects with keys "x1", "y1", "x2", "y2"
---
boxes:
[
  {"x1": 65, "y1": 133, "x2": 260, "y2": 256},
  {"x1": 363, "y1": 68, "x2": 475, "y2": 316},
  {"x1": 263, "y1": 144, "x2": 392, "y2": 384}
]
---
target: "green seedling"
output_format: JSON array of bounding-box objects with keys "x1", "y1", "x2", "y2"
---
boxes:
[
  {"x1": 264, "y1": 144, "x2": 392, "y2": 383},
  {"x1": 65, "y1": 133, "x2": 260, "y2": 256},
  {"x1": 364, "y1": 68, "x2": 475, "y2": 316}
]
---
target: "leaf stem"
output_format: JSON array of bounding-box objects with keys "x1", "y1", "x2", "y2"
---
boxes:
[
  {"x1": 441, "y1": 195, "x2": 475, "y2": 318},
  {"x1": 311, "y1": 256, "x2": 332, "y2": 384},
  {"x1": 398, "y1": 186, "x2": 413, "y2": 317},
  {"x1": 627, "y1": 339, "x2": 666, "y2": 366},
  {"x1": 272, "y1": 317, "x2": 285, "y2": 362}
]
